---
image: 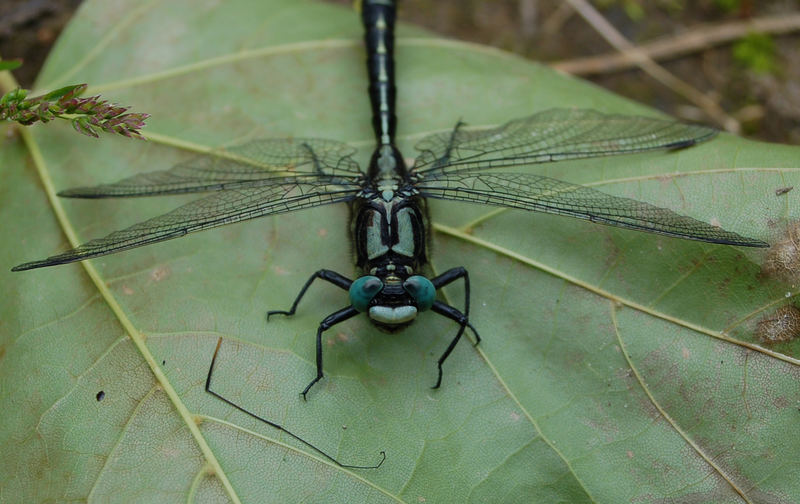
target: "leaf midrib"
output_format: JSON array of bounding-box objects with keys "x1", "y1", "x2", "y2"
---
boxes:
[
  {"x1": 49, "y1": 36, "x2": 520, "y2": 97},
  {"x1": 16, "y1": 125, "x2": 243, "y2": 504},
  {"x1": 433, "y1": 222, "x2": 800, "y2": 368},
  {"x1": 610, "y1": 306, "x2": 753, "y2": 503}
]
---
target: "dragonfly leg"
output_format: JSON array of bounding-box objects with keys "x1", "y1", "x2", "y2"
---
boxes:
[
  {"x1": 302, "y1": 306, "x2": 360, "y2": 400},
  {"x1": 429, "y1": 300, "x2": 477, "y2": 389},
  {"x1": 430, "y1": 267, "x2": 480, "y2": 344},
  {"x1": 268, "y1": 269, "x2": 353, "y2": 320},
  {"x1": 204, "y1": 337, "x2": 385, "y2": 469}
]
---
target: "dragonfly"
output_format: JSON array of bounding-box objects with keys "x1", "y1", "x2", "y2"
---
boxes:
[{"x1": 15, "y1": 1, "x2": 768, "y2": 406}]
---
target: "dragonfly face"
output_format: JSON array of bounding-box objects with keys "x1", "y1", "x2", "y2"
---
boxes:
[{"x1": 349, "y1": 273, "x2": 436, "y2": 328}]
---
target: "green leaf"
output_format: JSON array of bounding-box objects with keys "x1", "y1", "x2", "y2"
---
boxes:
[
  {"x1": 733, "y1": 32, "x2": 777, "y2": 74},
  {"x1": 3, "y1": 0, "x2": 800, "y2": 502},
  {"x1": 0, "y1": 59, "x2": 22, "y2": 71},
  {"x1": 41, "y1": 83, "x2": 87, "y2": 101}
]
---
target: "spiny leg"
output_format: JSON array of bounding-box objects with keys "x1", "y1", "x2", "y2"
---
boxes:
[
  {"x1": 267, "y1": 269, "x2": 358, "y2": 399},
  {"x1": 268, "y1": 269, "x2": 352, "y2": 320},
  {"x1": 302, "y1": 306, "x2": 360, "y2": 400},
  {"x1": 429, "y1": 300, "x2": 477, "y2": 389},
  {"x1": 431, "y1": 267, "x2": 480, "y2": 344},
  {"x1": 204, "y1": 337, "x2": 385, "y2": 469}
]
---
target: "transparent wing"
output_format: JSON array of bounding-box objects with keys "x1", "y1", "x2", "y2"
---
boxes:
[
  {"x1": 412, "y1": 108, "x2": 717, "y2": 175},
  {"x1": 13, "y1": 177, "x2": 362, "y2": 271},
  {"x1": 60, "y1": 138, "x2": 363, "y2": 198},
  {"x1": 416, "y1": 172, "x2": 768, "y2": 247}
]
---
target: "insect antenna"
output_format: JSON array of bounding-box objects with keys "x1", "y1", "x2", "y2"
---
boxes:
[{"x1": 205, "y1": 337, "x2": 386, "y2": 469}]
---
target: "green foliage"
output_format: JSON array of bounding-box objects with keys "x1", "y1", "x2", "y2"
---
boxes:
[
  {"x1": 714, "y1": 0, "x2": 742, "y2": 13},
  {"x1": 0, "y1": 59, "x2": 22, "y2": 71},
  {"x1": 2, "y1": 0, "x2": 799, "y2": 502},
  {"x1": 595, "y1": 0, "x2": 645, "y2": 20},
  {"x1": 733, "y1": 32, "x2": 778, "y2": 74},
  {"x1": 592, "y1": 0, "x2": 685, "y2": 20}
]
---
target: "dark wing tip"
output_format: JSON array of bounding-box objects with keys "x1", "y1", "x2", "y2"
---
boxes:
[
  {"x1": 739, "y1": 238, "x2": 770, "y2": 248},
  {"x1": 701, "y1": 236, "x2": 770, "y2": 248},
  {"x1": 57, "y1": 187, "x2": 103, "y2": 198},
  {"x1": 665, "y1": 128, "x2": 718, "y2": 151},
  {"x1": 12, "y1": 253, "x2": 83, "y2": 271},
  {"x1": 665, "y1": 139, "x2": 698, "y2": 150},
  {"x1": 662, "y1": 229, "x2": 768, "y2": 248},
  {"x1": 12, "y1": 260, "x2": 48, "y2": 272}
]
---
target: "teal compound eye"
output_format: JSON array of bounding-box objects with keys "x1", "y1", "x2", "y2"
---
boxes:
[
  {"x1": 403, "y1": 275, "x2": 435, "y2": 311},
  {"x1": 349, "y1": 276, "x2": 384, "y2": 312}
]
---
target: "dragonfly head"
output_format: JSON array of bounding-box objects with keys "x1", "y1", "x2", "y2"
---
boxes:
[{"x1": 349, "y1": 274, "x2": 436, "y2": 329}]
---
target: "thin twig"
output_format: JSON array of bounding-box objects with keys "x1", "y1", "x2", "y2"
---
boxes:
[
  {"x1": 541, "y1": 2, "x2": 576, "y2": 37},
  {"x1": 553, "y1": 13, "x2": 800, "y2": 76},
  {"x1": 562, "y1": 0, "x2": 741, "y2": 133}
]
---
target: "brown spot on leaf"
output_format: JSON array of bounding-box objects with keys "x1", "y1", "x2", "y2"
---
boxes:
[
  {"x1": 773, "y1": 396, "x2": 789, "y2": 409},
  {"x1": 150, "y1": 265, "x2": 170, "y2": 282},
  {"x1": 756, "y1": 305, "x2": 800, "y2": 344},
  {"x1": 762, "y1": 223, "x2": 800, "y2": 283}
]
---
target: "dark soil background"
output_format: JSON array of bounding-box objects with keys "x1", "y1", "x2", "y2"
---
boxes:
[{"x1": 1, "y1": 0, "x2": 798, "y2": 143}]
